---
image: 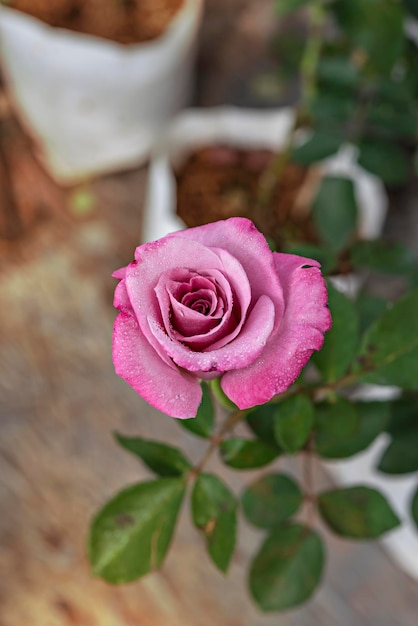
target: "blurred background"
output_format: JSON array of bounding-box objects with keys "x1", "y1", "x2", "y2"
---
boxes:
[{"x1": 0, "y1": 1, "x2": 418, "y2": 624}]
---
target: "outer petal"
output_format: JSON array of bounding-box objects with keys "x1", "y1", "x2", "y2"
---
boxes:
[
  {"x1": 112, "y1": 266, "x2": 127, "y2": 280},
  {"x1": 113, "y1": 312, "x2": 202, "y2": 418},
  {"x1": 113, "y1": 279, "x2": 132, "y2": 313},
  {"x1": 221, "y1": 256, "x2": 331, "y2": 408}
]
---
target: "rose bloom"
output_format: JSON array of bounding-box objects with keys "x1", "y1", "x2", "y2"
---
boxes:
[{"x1": 113, "y1": 218, "x2": 331, "y2": 418}]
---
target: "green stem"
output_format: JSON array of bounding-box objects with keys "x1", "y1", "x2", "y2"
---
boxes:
[
  {"x1": 300, "y1": 1, "x2": 326, "y2": 110},
  {"x1": 255, "y1": 112, "x2": 301, "y2": 213},
  {"x1": 255, "y1": 1, "x2": 326, "y2": 215},
  {"x1": 189, "y1": 408, "x2": 249, "y2": 477},
  {"x1": 189, "y1": 363, "x2": 367, "y2": 480},
  {"x1": 303, "y1": 434, "x2": 317, "y2": 528}
]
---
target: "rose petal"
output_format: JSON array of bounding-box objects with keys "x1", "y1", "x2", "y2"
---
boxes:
[
  {"x1": 148, "y1": 294, "x2": 275, "y2": 373},
  {"x1": 273, "y1": 253, "x2": 331, "y2": 334},
  {"x1": 171, "y1": 296, "x2": 221, "y2": 336},
  {"x1": 112, "y1": 266, "x2": 127, "y2": 280},
  {"x1": 113, "y1": 312, "x2": 202, "y2": 418},
  {"x1": 221, "y1": 257, "x2": 331, "y2": 408},
  {"x1": 171, "y1": 217, "x2": 285, "y2": 323},
  {"x1": 153, "y1": 260, "x2": 251, "y2": 351},
  {"x1": 156, "y1": 269, "x2": 232, "y2": 339},
  {"x1": 113, "y1": 279, "x2": 132, "y2": 313}
]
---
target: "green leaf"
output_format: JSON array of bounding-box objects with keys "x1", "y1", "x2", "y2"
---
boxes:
[
  {"x1": 317, "y1": 56, "x2": 360, "y2": 90},
  {"x1": 312, "y1": 176, "x2": 358, "y2": 252},
  {"x1": 375, "y1": 76, "x2": 415, "y2": 107},
  {"x1": 357, "y1": 140, "x2": 410, "y2": 187},
  {"x1": 274, "y1": 395, "x2": 314, "y2": 453},
  {"x1": 367, "y1": 101, "x2": 418, "y2": 139},
  {"x1": 386, "y1": 394, "x2": 418, "y2": 436},
  {"x1": 317, "y1": 401, "x2": 390, "y2": 459},
  {"x1": 89, "y1": 478, "x2": 185, "y2": 583},
  {"x1": 378, "y1": 431, "x2": 418, "y2": 474},
  {"x1": 404, "y1": 0, "x2": 418, "y2": 19},
  {"x1": 249, "y1": 523, "x2": 325, "y2": 612},
  {"x1": 331, "y1": 0, "x2": 404, "y2": 73},
  {"x1": 312, "y1": 283, "x2": 359, "y2": 382},
  {"x1": 310, "y1": 91, "x2": 356, "y2": 124},
  {"x1": 314, "y1": 397, "x2": 360, "y2": 458},
  {"x1": 414, "y1": 149, "x2": 418, "y2": 176},
  {"x1": 284, "y1": 243, "x2": 338, "y2": 275},
  {"x1": 318, "y1": 486, "x2": 400, "y2": 539},
  {"x1": 115, "y1": 434, "x2": 192, "y2": 477},
  {"x1": 274, "y1": 0, "x2": 310, "y2": 17},
  {"x1": 291, "y1": 130, "x2": 342, "y2": 165},
  {"x1": 411, "y1": 488, "x2": 418, "y2": 528},
  {"x1": 220, "y1": 438, "x2": 280, "y2": 469},
  {"x1": 191, "y1": 473, "x2": 237, "y2": 573},
  {"x1": 246, "y1": 405, "x2": 282, "y2": 448},
  {"x1": 350, "y1": 240, "x2": 414, "y2": 275},
  {"x1": 355, "y1": 288, "x2": 418, "y2": 388},
  {"x1": 179, "y1": 383, "x2": 214, "y2": 439},
  {"x1": 242, "y1": 473, "x2": 303, "y2": 529},
  {"x1": 356, "y1": 293, "x2": 389, "y2": 334}
]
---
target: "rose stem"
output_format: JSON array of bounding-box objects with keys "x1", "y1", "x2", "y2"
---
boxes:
[
  {"x1": 302, "y1": 434, "x2": 317, "y2": 528},
  {"x1": 189, "y1": 408, "x2": 249, "y2": 478}
]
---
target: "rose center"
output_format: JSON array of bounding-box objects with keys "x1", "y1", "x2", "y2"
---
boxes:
[
  {"x1": 184, "y1": 296, "x2": 210, "y2": 315},
  {"x1": 181, "y1": 287, "x2": 223, "y2": 317}
]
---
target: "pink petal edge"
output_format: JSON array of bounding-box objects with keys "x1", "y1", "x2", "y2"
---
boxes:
[{"x1": 113, "y1": 312, "x2": 202, "y2": 418}]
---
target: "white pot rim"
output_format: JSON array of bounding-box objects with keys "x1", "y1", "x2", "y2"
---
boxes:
[{"x1": 145, "y1": 106, "x2": 388, "y2": 251}]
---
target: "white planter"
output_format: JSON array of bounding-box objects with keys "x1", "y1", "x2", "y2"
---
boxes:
[
  {"x1": 0, "y1": 0, "x2": 203, "y2": 184},
  {"x1": 405, "y1": 17, "x2": 418, "y2": 46},
  {"x1": 324, "y1": 384, "x2": 418, "y2": 582},
  {"x1": 144, "y1": 108, "x2": 387, "y2": 274},
  {"x1": 143, "y1": 107, "x2": 418, "y2": 581}
]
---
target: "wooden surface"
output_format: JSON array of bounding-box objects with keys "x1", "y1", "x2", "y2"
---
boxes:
[
  {"x1": 1, "y1": 179, "x2": 418, "y2": 626},
  {"x1": 1, "y1": 1, "x2": 418, "y2": 623}
]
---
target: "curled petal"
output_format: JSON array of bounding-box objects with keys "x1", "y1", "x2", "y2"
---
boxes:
[
  {"x1": 113, "y1": 280, "x2": 132, "y2": 313},
  {"x1": 172, "y1": 217, "x2": 285, "y2": 322},
  {"x1": 155, "y1": 268, "x2": 237, "y2": 348},
  {"x1": 148, "y1": 294, "x2": 275, "y2": 373}
]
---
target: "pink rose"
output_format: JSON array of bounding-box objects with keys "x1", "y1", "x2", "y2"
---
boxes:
[{"x1": 113, "y1": 218, "x2": 331, "y2": 418}]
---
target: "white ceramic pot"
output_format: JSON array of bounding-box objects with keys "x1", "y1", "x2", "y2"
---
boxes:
[
  {"x1": 144, "y1": 107, "x2": 387, "y2": 296},
  {"x1": 0, "y1": 0, "x2": 203, "y2": 184}
]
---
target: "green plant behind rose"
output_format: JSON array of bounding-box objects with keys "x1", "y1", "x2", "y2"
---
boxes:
[{"x1": 267, "y1": 0, "x2": 418, "y2": 185}]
